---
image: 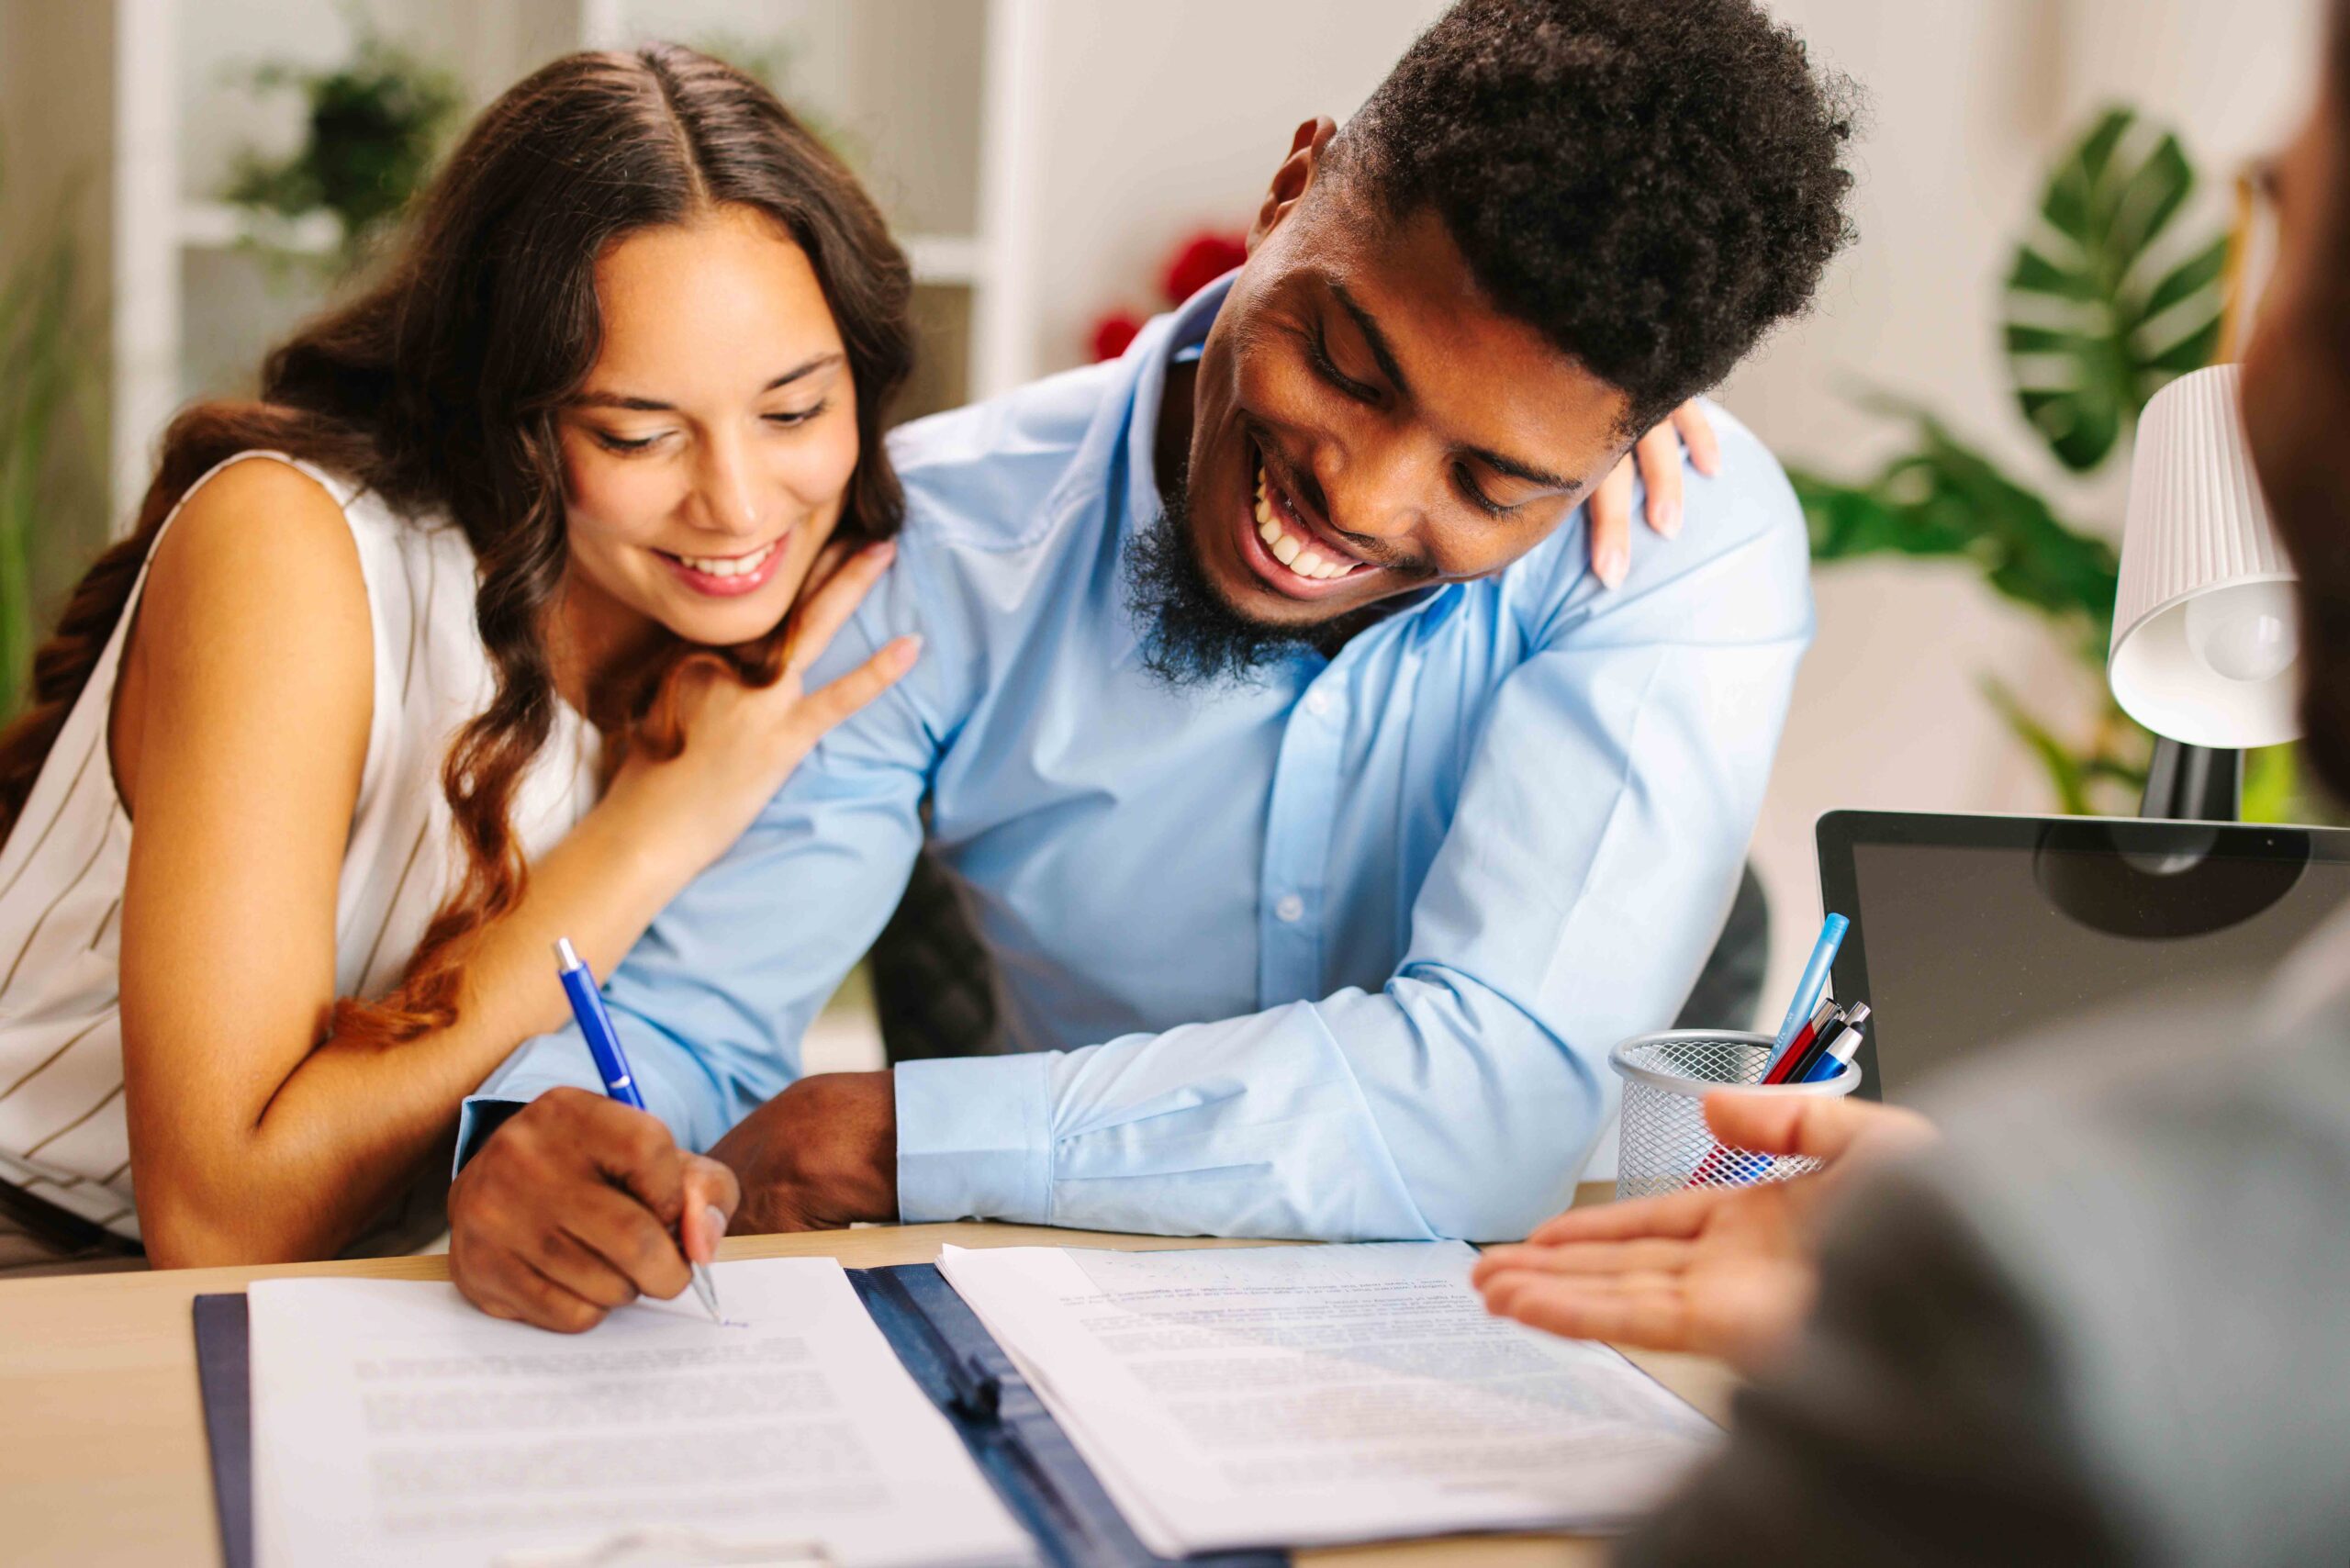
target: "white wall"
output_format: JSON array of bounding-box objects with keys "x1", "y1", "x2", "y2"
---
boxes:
[
  {"x1": 0, "y1": 3, "x2": 115, "y2": 267},
  {"x1": 0, "y1": 0, "x2": 118, "y2": 582},
  {"x1": 1008, "y1": 0, "x2": 1449, "y2": 375},
  {"x1": 1728, "y1": 0, "x2": 2093, "y2": 1019}
]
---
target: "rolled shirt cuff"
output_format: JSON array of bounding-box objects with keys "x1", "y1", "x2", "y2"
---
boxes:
[
  {"x1": 895, "y1": 1051, "x2": 1056, "y2": 1225},
  {"x1": 453, "y1": 1052, "x2": 611, "y2": 1175},
  {"x1": 453, "y1": 1098, "x2": 527, "y2": 1173}
]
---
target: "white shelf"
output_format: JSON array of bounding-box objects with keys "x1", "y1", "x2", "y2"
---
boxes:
[
  {"x1": 901, "y1": 232, "x2": 984, "y2": 286},
  {"x1": 178, "y1": 200, "x2": 341, "y2": 257}
]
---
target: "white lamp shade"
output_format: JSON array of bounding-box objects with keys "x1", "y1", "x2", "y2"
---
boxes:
[{"x1": 2108, "y1": 364, "x2": 2302, "y2": 748}]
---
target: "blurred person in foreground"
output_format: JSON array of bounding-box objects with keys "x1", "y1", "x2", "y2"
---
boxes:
[{"x1": 1478, "y1": 7, "x2": 2350, "y2": 1559}]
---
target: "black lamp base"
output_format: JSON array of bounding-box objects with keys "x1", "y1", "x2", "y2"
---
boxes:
[{"x1": 2139, "y1": 736, "x2": 2242, "y2": 822}]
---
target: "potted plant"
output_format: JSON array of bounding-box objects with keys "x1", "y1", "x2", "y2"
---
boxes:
[
  {"x1": 1794, "y1": 106, "x2": 2320, "y2": 822},
  {"x1": 222, "y1": 19, "x2": 464, "y2": 274}
]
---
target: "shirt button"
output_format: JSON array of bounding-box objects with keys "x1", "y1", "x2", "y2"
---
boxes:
[
  {"x1": 1304, "y1": 690, "x2": 1332, "y2": 717},
  {"x1": 1274, "y1": 894, "x2": 1305, "y2": 924}
]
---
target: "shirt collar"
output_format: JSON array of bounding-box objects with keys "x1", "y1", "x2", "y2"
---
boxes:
[{"x1": 1114, "y1": 274, "x2": 1229, "y2": 549}]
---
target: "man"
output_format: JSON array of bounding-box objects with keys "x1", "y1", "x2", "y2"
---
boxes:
[
  {"x1": 448, "y1": 0, "x2": 1858, "y2": 1329},
  {"x1": 1477, "y1": 7, "x2": 2350, "y2": 1558}
]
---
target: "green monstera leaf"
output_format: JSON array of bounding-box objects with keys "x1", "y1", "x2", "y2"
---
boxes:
[
  {"x1": 1793, "y1": 398, "x2": 2121, "y2": 654},
  {"x1": 2002, "y1": 106, "x2": 2229, "y2": 473}
]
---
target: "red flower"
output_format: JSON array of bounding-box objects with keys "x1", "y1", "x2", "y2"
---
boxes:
[
  {"x1": 1161, "y1": 231, "x2": 1248, "y2": 306},
  {"x1": 1089, "y1": 310, "x2": 1146, "y2": 363}
]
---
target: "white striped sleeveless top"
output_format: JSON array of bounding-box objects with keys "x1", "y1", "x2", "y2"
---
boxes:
[{"x1": 0, "y1": 452, "x2": 601, "y2": 1241}]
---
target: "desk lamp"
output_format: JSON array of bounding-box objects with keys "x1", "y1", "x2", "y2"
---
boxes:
[{"x1": 2109, "y1": 364, "x2": 2300, "y2": 820}]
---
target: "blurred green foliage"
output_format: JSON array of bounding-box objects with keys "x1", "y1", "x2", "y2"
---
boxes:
[
  {"x1": 1790, "y1": 106, "x2": 2300, "y2": 818},
  {"x1": 2003, "y1": 108, "x2": 2231, "y2": 472},
  {"x1": 223, "y1": 18, "x2": 464, "y2": 272},
  {"x1": 0, "y1": 167, "x2": 102, "y2": 716}
]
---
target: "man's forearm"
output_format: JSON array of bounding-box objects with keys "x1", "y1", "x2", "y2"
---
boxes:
[{"x1": 887, "y1": 977, "x2": 1617, "y2": 1242}]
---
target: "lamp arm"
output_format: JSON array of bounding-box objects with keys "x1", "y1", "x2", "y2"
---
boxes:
[
  {"x1": 2216, "y1": 163, "x2": 2261, "y2": 363},
  {"x1": 2140, "y1": 736, "x2": 2243, "y2": 821}
]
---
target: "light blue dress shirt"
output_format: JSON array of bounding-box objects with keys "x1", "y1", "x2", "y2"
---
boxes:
[{"x1": 466, "y1": 277, "x2": 1814, "y2": 1242}]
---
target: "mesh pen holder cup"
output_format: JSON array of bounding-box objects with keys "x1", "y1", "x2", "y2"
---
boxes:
[{"x1": 1609, "y1": 1030, "x2": 1862, "y2": 1201}]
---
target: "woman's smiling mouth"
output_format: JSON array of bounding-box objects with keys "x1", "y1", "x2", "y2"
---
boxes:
[{"x1": 655, "y1": 534, "x2": 790, "y2": 598}]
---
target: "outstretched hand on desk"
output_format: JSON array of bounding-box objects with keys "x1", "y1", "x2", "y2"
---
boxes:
[{"x1": 1473, "y1": 1092, "x2": 1933, "y2": 1372}]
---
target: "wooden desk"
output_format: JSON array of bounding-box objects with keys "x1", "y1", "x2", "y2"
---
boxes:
[{"x1": 0, "y1": 1188, "x2": 1734, "y2": 1568}]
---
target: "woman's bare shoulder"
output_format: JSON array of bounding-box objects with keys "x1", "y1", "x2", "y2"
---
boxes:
[
  {"x1": 137, "y1": 455, "x2": 374, "y2": 662},
  {"x1": 118, "y1": 455, "x2": 375, "y2": 798}
]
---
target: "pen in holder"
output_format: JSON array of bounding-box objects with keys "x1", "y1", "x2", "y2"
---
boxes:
[{"x1": 1608, "y1": 1029, "x2": 1862, "y2": 1201}]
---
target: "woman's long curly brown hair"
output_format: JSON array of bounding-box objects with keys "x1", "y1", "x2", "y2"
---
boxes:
[{"x1": 0, "y1": 44, "x2": 912, "y2": 1047}]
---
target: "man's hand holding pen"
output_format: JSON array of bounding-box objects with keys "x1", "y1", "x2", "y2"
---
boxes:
[
  {"x1": 448, "y1": 1070, "x2": 898, "y2": 1333},
  {"x1": 448, "y1": 1089, "x2": 739, "y2": 1334}
]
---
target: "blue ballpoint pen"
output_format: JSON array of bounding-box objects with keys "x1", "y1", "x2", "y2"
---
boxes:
[
  {"x1": 1764, "y1": 913, "x2": 1850, "y2": 1072},
  {"x1": 554, "y1": 937, "x2": 722, "y2": 1324}
]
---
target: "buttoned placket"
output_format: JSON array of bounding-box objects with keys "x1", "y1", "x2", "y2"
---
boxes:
[
  {"x1": 1256, "y1": 657, "x2": 1352, "y2": 1008},
  {"x1": 1251, "y1": 586, "x2": 1462, "y2": 1010}
]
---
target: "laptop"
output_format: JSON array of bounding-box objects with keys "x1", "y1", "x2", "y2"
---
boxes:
[{"x1": 1813, "y1": 810, "x2": 2350, "y2": 1101}]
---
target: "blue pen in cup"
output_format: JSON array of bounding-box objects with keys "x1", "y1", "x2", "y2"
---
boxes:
[
  {"x1": 554, "y1": 937, "x2": 723, "y2": 1324},
  {"x1": 1801, "y1": 1002, "x2": 1871, "y2": 1083},
  {"x1": 1763, "y1": 913, "x2": 1849, "y2": 1074}
]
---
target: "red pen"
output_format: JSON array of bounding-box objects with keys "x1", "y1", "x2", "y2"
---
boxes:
[
  {"x1": 1767, "y1": 1001, "x2": 1842, "y2": 1086},
  {"x1": 1762, "y1": 998, "x2": 1843, "y2": 1086}
]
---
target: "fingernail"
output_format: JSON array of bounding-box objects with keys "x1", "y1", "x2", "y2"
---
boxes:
[
  {"x1": 892, "y1": 634, "x2": 923, "y2": 670},
  {"x1": 1598, "y1": 545, "x2": 1628, "y2": 588},
  {"x1": 1658, "y1": 500, "x2": 1682, "y2": 538},
  {"x1": 865, "y1": 540, "x2": 898, "y2": 560},
  {"x1": 704, "y1": 1204, "x2": 729, "y2": 1241}
]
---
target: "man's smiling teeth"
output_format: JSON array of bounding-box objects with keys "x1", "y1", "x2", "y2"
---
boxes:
[
  {"x1": 671, "y1": 540, "x2": 779, "y2": 578},
  {"x1": 1254, "y1": 464, "x2": 1360, "y2": 581}
]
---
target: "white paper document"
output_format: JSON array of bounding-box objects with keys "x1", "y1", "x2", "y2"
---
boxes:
[
  {"x1": 937, "y1": 1241, "x2": 1718, "y2": 1553},
  {"x1": 248, "y1": 1258, "x2": 1032, "y2": 1568}
]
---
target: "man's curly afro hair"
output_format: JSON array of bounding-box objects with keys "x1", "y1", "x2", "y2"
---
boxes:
[{"x1": 1337, "y1": 0, "x2": 1859, "y2": 432}]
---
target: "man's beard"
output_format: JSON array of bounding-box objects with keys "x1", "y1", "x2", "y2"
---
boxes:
[{"x1": 1123, "y1": 476, "x2": 1322, "y2": 689}]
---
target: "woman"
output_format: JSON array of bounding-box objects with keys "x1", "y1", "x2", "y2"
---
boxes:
[{"x1": 0, "y1": 43, "x2": 918, "y2": 1270}]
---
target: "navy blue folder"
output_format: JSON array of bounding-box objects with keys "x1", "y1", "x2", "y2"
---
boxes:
[{"x1": 192, "y1": 1263, "x2": 1284, "y2": 1568}]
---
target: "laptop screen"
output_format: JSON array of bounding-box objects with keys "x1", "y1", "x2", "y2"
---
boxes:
[{"x1": 1816, "y1": 812, "x2": 2350, "y2": 1100}]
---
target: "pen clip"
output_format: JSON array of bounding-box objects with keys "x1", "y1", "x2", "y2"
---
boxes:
[{"x1": 946, "y1": 1346, "x2": 1003, "y2": 1422}]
